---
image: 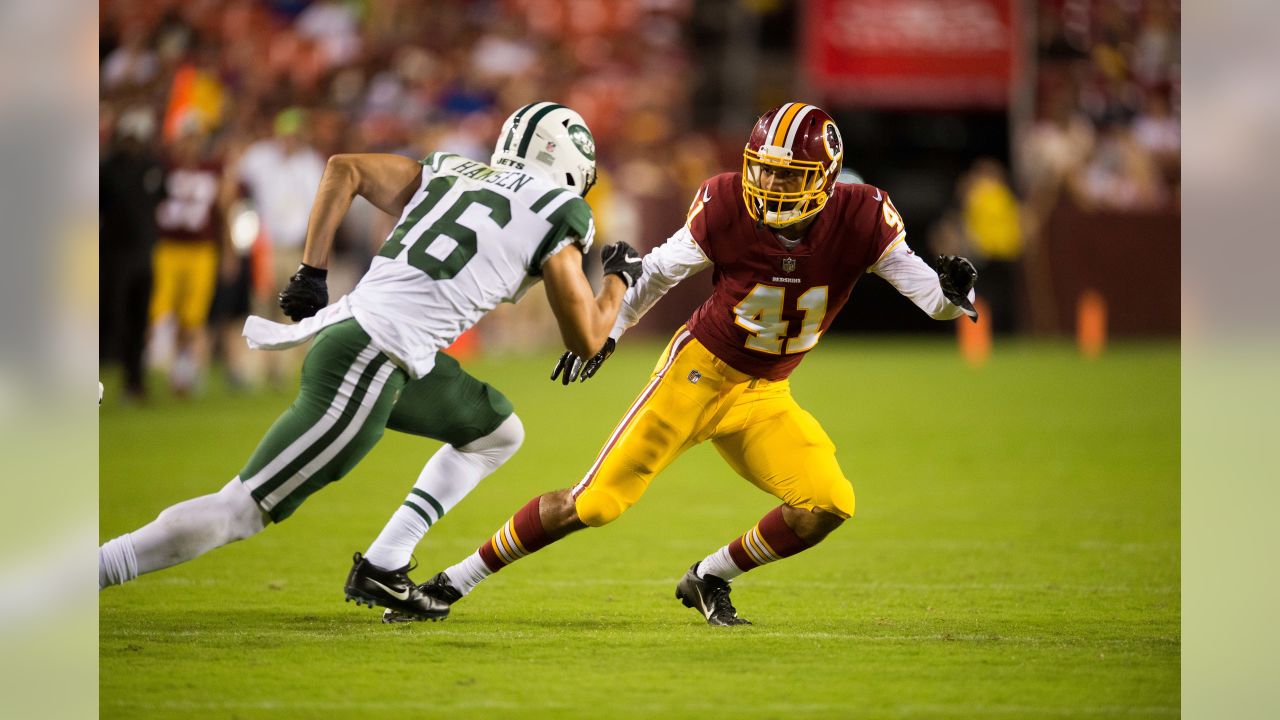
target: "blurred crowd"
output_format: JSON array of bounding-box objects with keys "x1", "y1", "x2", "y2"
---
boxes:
[
  {"x1": 99, "y1": 0, "x2": 716, "y2": 400},
  {"x1": 933, "y1": 0, "x2": 1179, "y2": 334},
  {"x1": 99, "y1": 0, "x2": 1182, "y2": 398},
  {"x1": 1021, "y1": 0, "x2": 1180, "y2": 218}
]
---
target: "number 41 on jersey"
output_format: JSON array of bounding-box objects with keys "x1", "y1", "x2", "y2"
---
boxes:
[{"x1": 733, "y1": 284, "x2": 829, "y2": 355}]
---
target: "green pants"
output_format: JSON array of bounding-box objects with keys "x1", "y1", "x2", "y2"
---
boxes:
[{"x1": 238, "y1": 319, "x2": 513, "y2": 522}]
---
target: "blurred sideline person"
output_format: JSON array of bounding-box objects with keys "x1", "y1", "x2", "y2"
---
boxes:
[
  {"x1": 100, "y1": 107, "x2": 164, "y2": 401},
  {"x1": 390, "y1": 102, "x2": 979, "y2": 626},
  {"x1": 933, "y1": 158, "x2": 1025, "y2": 335},
  {"x1": 100, "y1": 103, "x2": 643, "y2": 622},
  {"x1": 233, "y1": 108, "x2": 326, "y2": 386},
  {"x1": 149, "y1": 119, "x2": 237, "y2": 394},
  {"x1": 960, "y1": 159, "x2": 1022, "y2": 334},
  {"x1": 206, "y1": 217, "x2": 255, "y2": 392}
]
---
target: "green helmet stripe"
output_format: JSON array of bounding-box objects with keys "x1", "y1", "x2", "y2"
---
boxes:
[
  {"x1": 516, "y1": 103, "x2": 567, "y2": 157},
  {"x1": 503, "y1": 102, "x2": 547, "y2": 153}
]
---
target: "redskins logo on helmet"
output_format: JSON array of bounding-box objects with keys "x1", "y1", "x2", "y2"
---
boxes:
[{"x1": 741, "y1": 102, "x2": 844, "y2": 228}]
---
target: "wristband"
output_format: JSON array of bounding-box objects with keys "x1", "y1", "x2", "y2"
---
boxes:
[{"x1": 297, "y1": 263, "x2": 328, "y2": 279}]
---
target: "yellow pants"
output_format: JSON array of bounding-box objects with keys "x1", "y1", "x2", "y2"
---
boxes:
[
  {"x1": 150, "y1": 239, "x2": 218, "y2": 330},
  {"x1": 572, "y1": 328, "x2": 855, "y2": 527}
]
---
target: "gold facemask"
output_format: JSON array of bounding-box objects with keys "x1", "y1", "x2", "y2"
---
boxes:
[{"x1": 741, "y1": 147, "x2": 832, "y2": 228}]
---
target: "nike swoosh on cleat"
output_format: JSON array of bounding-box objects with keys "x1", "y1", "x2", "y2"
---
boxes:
[
  {"x1": 694, "y1": 586, "x2": 713, "y2": 619},
  {"x1": 367, "y1": 578, "x2": 410, "y2": 601},
  {"x1": 872, "y1": 188, "x2": 883, "y2": 201},
  {"x1": 702, "y1": 188, "x2": 712, "y2": 203}
]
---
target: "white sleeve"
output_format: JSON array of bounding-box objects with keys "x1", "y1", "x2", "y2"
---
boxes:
[
  {"x1": 610, "y1": 226, "x2": 711, "y2": 339},
  {"x1": 868, "y1": 234, "x2": 976, "y2": 321}
]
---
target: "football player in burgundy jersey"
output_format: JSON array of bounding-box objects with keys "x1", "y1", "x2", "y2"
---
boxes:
[
  {"x1": 394, "y1": 102, "x2": 978, "y2": 626},
  {"x1": 150, "y1": 123, "x2": 238, "y2": 395}
]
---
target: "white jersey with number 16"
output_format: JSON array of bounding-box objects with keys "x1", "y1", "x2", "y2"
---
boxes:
[{"x1": 347, "y1": 152, "x2": 594, "y2": 377}]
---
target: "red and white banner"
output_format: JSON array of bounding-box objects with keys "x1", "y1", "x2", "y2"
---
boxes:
[{"x1": 802, "y1": 0, "x2": 1019, "y2": 108}]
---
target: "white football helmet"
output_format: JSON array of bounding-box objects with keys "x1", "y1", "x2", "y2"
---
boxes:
[{"x1": 492, "y1": 102, "x2": 597, "y2": 197}]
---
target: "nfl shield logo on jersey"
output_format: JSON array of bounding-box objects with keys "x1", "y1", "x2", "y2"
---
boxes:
[
  {"x1": 782, "y1": 256, "x2": 797, "y2": 273},
  {"x1": 688, "y1": 369, "x2": 701, "y2": 384}
]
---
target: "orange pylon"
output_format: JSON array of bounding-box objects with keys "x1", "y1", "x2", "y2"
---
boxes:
[
  {"x1": 445, "y1": 327, "x2": 481, "y2": 361},
  {"x1": 1077, "y1": 290, "x2": 1107, "y2": 359},
  {"x1": 958, "y1": 297, "x2": 992, "y2": 368}
]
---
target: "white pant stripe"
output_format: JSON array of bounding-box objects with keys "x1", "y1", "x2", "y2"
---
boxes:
[
  {"x1": 242, "y1": 344, "x2": 379, "y2": 492},
  {"x1": 261, "y1": 361, "x2": 397, "y2": 511}
]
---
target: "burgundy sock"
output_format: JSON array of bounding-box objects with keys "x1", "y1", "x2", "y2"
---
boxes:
[
  {"x1": 727, "y1": 506, "x2": 812, "y2": 572},
  {"x1": 477, "y1": 496, "x2": 552, "y2": 572}
]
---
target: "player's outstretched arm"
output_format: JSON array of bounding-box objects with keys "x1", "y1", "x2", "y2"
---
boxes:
[
  {"x1": 869, "y1": 240, "x2": 979, "y2": 322},
  {"x1": 300, "y1": 153, "x2": 422, "y2": 270},
  {"x1": 278, "y1": 154, "x2": 423, "y2": 321},
  {"x1": 609, "y1": 226, "x2": 711, "y2": 340},
  {"x1": 549, "y1": 229, "x2": 711, "y2": 384},
  {"x1": 542, "y1": 243, "x2": 637, "y2": 361}
]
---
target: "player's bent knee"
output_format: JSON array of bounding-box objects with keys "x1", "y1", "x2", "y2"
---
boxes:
[
  {"x1": 460, "y1": 413, "x2": 524, "y2": 463},
  {"x1": 573, "y1": 488, "x2": 629, "y2": 528},
  {"x1": 826, "y1": 477, "x2": 856, "y2": 519},
  {"x1": 145, "y1": 483, "x2": 264, "y2": 566},
  {"x1": 490, "y1": 413, "x2": 525, "y2": 456},
  {"x1": 217, "y1": 479, "x2": 269, "y2": 541}
]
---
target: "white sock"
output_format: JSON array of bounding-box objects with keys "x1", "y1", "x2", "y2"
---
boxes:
[
  {"x1": 364, "y1": 505, "x2": 431, "y2": 571},
  {"x1": 171, "y1": 350, "x2": 198, "y2": 391},
  {"x1": 101, "y1": 478, "x2": 267, "y2": 587},
  {"x1": 364, "y1": 414, "x2": 524, "y2": 570},
  {"x1": 442, "y1": 552, "x2": 493, "y2": 596},
  {"x1": 99, "y1": 534, "x2": 139, "y2": 589},
  {"x1": 696, "y1": 546, "x2": 744, "y2": 581}
]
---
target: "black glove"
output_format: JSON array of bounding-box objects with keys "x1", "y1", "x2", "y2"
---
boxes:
[
  {"x1": 601, "y1": 242, "x2": 643, "y2": 289},
  {"x1": 551, "y1": 337, "x2": 616, "y2": 385},
  {"x1": 279, "y1": 263, "x2": 329, "y2": 322},
  {"x1": 934, "y1": 255, "x2": 979, "y2": 323}
]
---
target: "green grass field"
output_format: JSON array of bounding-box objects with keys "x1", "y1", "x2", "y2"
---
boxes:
[{"x1": 100, "y1": 338, "x2": 1179, "y2": 719}]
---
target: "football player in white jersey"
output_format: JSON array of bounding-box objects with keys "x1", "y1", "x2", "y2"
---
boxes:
[{"x1": 99, "y1": 103, "x2": 642, "y2": 621}]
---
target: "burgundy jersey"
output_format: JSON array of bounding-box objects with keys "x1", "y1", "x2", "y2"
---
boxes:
[
  {"x1": 155, "y1": 161, "x2": 223, "y2": 242},
  {"x1": 684, "y1": 172, "x2": 905, "y2": 380}
]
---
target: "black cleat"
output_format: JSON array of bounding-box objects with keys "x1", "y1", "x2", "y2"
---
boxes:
[
  {"x1": 675, "y1": 562, "x2": 752, "y2": 626},
  {"x1": 344, "y1": 553, "x2": 450, "y2": 621},
  {"x1": 381, "y1": 572, "x2": 463, "y2": 624}
]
